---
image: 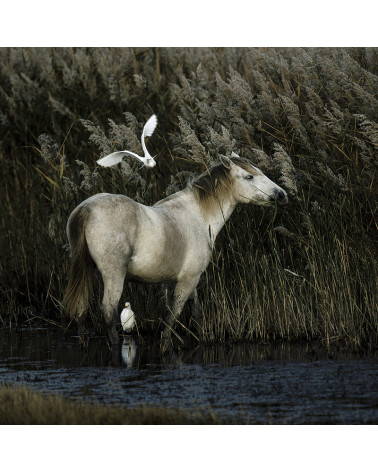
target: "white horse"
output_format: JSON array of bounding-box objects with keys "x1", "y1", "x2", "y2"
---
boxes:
[{"x1": 62, "y1": 155, "x2": 288, "y2": 351}]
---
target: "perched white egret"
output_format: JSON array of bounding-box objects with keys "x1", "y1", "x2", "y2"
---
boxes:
[
  {"x1": 97, "y1": 114, "x2": 158, "y2": 168},
  {"x1": 120, "y1": 302, "x2": 136, "y2": 332}
]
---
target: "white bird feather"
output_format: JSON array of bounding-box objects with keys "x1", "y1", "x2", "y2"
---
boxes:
[
  {"x1": 97, "y1": 114, "x2": 158, "y2": 168},
  {"x1": 141, "y1": 114, "x2": 158, "y2": 158},
  {"x1": 120, "y1": 302, "x2": 136, "y2": 332}
]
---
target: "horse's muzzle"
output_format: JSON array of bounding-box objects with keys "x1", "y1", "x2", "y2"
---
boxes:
[{"x1": 273, "y1": 188, "x2": 288, "y2": 206}]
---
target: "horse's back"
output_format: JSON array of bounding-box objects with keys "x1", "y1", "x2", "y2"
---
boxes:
[{"x1": 69, "y1": 193, "x2": 138, "y2": 238}]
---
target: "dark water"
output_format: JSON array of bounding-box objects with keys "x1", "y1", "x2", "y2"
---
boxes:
[{"x1": 0, "y1": 327, "x2": 377, "y2": 424}]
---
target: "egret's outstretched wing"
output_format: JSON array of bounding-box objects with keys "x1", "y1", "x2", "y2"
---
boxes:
[
  {"x1": 141, "y1": 114, "x2": 157, "y2": 158},
  {"x1": 97, "y1": 152, "x2": 125, "y2": 167},
  {"x1": 143, "y1": 114, "x2": 158, "y2": 138},
  {"x1": 121, "y1": 150, "x2": 157, "y2": 167},
  {"x1": 121, "y1": 150, "x2": 146, "y2": 163},
  {"x1": 97, "y1": 150, "x2": 145, "y2": 167}
]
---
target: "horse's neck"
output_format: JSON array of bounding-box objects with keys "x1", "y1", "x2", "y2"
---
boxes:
[
  {"x1": 158, "y1": 188, "x2": 237, "y2": 244},
  {"x1": 201, "y1": 194, "x2": 237, "y2": 243}
]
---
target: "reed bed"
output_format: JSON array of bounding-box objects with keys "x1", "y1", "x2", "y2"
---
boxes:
[{"x1": 0, "y1": 47, "x2": 376, "y2": 348}]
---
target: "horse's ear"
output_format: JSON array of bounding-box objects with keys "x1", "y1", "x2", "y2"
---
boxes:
[{"x1": 219, "y1": 154, "x2": 232, "y2": 169}]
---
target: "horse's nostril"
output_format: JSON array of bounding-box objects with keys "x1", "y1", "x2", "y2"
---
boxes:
[{"x1": 274, "y1": 188, "x2": 288, "y2": 205}]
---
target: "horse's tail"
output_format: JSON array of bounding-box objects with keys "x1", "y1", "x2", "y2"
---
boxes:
[{"x1": 62, "y1": 205, "x2": 95, "y2": 320}]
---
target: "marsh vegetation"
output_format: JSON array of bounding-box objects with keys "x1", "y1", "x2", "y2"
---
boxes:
[
  {"x1": 0, "y1": 384, "x2": 223, "y2": 424},
  {"x1": 0, "y1": 47, "x2": 376, "y2": 348}
]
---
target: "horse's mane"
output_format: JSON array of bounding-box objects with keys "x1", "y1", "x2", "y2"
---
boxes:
[
  {"x1": 191, "y1": 157, "x2": 257, "y2": 214},
  {"x1": 155, "y1": 157, "x2": 258, "y2": 213}
]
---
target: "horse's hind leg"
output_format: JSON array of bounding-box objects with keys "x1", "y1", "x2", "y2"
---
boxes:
[
  {"x1": 77, "y1": 311, "x2": 89, "y2": 345},
  {"x1": 101, "y1": 269, "x2": 126, "y2": 347},
  {"x1": 67, "y1": 299, "x2": 89, "y2": 346}
]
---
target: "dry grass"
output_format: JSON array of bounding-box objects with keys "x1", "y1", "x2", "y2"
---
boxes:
[{"x1": 0, "y1": 384, "x2": 223, "y2": 425}]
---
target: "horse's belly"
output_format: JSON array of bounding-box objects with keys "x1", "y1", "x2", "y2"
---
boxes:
[{"x1": 127, "y1": 254, "x2": 179, "y2": 283}]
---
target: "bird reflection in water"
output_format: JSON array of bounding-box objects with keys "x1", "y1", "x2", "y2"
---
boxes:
[{"x1": 121, "y1": 336, "x2": 137, "y2": 367}]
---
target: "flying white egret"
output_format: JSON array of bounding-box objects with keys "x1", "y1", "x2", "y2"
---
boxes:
[
  {"x1": 120, "y1": 302, "x2": 136, "y2": 332},
  {"x1": 97, "y1": 114, "x2": 158, "y2": 168}
]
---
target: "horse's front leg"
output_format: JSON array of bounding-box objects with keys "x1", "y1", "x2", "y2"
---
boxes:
[
  {"x1": 189, "y1": 288, "x2": 203, "y2": 337},
  {"x1": 161, "y1": 275, "x2": 200, "y2": 352},
  {"x1": 189, "y1": 288, "x2": 202, "y2": 322}
]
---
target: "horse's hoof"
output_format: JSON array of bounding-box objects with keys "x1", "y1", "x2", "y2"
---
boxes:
[
  {"x1": 107, "y1": 337, "x2": 120, "y2": 350},
  {"x1": 78, "y1": 335, "x2": 89, "y2": 349},
  {"x1": 106, "y1": 324, "x2": 119, "y2": 347},
  {"x1": 160, "y1": 331, "x2": 172, "y2": 353}
]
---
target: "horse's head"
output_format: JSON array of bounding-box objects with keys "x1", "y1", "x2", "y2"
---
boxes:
[{"x1": 222, "y1": 155, "x2": 288, "y2": 207}]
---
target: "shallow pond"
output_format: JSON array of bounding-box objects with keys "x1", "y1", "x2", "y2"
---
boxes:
[{"x1": 0, "y1": 326, "x2": 377, "y2": 424}]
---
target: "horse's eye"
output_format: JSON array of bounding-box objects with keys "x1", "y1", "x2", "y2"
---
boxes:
[{"x1": 245, "y1": 175, "x2": 254, "y2": 180}]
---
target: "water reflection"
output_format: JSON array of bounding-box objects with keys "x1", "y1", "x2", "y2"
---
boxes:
[
  {"x1": 1, "y1": 326, "x2": 377, "y2": 424},
  {"x1": 0, "y1": 326, "x2": 375, "y2": 369},
  {"x1": 121, "y1": 337, "x2": 137, "y2": 367}
]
